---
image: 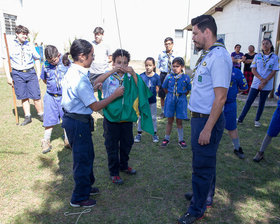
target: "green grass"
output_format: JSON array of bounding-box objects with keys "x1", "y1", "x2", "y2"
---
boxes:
[{"x1": 0, "y1": 76, "x2": 279, "y2": 224}]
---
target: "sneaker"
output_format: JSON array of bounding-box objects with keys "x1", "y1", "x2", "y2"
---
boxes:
[
  {"x1": 64, "y1": 139, "x2": 71, "y2": 149},
  {"x1": 178, "y1": 140, "x2": 187, "y2": 149},
  {"x1": 184, "y1": 192, "x2": 193, "y2": 201},
  {"x1": 20, "y1": 116, "x2": 32, "y2": 126},
  {"x1": 134, "y1": 134, "x2": 141, "y2": 143},
  {"x1": 178, "y1": 212, "x2": 202, "y2": 224},
  {"x1": 41, "y1": 139, "x2": 52, "y2": 154},
  {"x1": 110, "y1": 176, "x2": 124, "y2": 185},
  {"x1": 38, "y1": 114, "x2": 44, "y2": 122},
  {"x1": 233, "y1": 147, "x2": 245, "y2": 159},
  {"x1": 161, "y1": 139, "x2": 169, "y2": 147},
  {"x1": 120, "y1": 167, "x2": 136, "y2": 175},
  {"x1": 153, "y1": 135, "x2": 159, "y2": 143},
  {"x1": 70, "y1": 199, "x2": 96, "y2": 208},
  {"x1": 254, "y1": 121, "x2": 261, "y2": 127},
  {"x1": 236, "y1": 118, "x2": 243, "y2": 125},
  {"x1": 158, "y1": 112, "x2": 165, "y2": 119},
  {"x1": 253, "y1": 151, "x2": 264, "y2": 162},
  {"x1": 90, "y1": 187, "x2": 100, "y2": 195}
]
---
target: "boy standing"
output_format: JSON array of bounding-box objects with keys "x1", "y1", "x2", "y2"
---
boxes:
[
  {"x1": 4, "y1": 25, "x2": 43, "y2": 126},
  {"x1": 89, "y1": 27, "x2": 112, "y2": 85}
]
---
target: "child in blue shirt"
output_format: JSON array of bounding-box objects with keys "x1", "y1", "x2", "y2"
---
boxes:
[
  {"x1": 134, "y1": 57, "x2": 161, "y2": 143},
  {"x1": 253, "y1": 83, "x2": 280, "y2": 162},
  {"x1": 40, "y1": 45, "x2": 71, "y2": 154},
  {"x1": 224, "y1": 67, "x2": 248, "y2": 159},
  {"x1": 161, "y1": 57, "x2": 191, "y2": 149}
]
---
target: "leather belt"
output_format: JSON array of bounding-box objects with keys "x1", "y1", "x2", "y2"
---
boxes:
[
  {"x1": 12, "y1": 67, "x2": 34, "y2": 73},
  {"x1": 47, "y1": 92, "x2": 62, "y2": 97},
  {"x1": 191, "y1": 112, "x2": 210, "y2": 118}
]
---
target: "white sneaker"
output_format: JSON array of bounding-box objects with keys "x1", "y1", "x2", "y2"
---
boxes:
[
  {"x1": 134, "y1": 134, "x2": 141, "y2": 143},
  {"x1": 254, "y1": 121, "x2": 261, "y2": 127}
]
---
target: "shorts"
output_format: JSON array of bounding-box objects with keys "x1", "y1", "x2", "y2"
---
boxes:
[
  {"x1": 43, "y1": 92, "x2": 64, "y2": 127},
  {"x1": 164, "y1": 93, "x2": 188, "y2": 120},
  {"x1": 267, "y1": 106, "x2": 280, "y2": 137},
  {"x1": 12, "y1": 68, "x2": 41, "y2": 100},
  {"x1": 224, "y1": 101, "x2": 237, "y2": 131},
  {"x1": 158, "y1": 72, "x2": 167, "y2": 98}
]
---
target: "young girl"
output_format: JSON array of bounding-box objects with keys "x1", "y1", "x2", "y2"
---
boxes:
[
  {"x1": 40, "y1": 45, "x2": 71, "y2": 154},
  {"x1": 161, "y1": 57, "x2": 191, "y2": 149},
  {"x1": 134, "y1": 57, "x2": 161, "y2": 143}
]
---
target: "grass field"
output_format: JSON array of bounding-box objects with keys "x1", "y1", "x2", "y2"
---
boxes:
[{"x1": 0, "y1": 71, "x2": 279, "y2": 224}]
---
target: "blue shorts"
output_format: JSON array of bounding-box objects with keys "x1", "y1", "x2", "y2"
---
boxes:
[
  {"x1": 43, "y1": 92, "x2": 64, "y2": 127},
  {"x1": 224, "y1": 101, "x2": 237, "y2": 131},
  {"x1": 12, "y1": 69, "x2": 41, "y2": 100},
  {"x1": 164, "y1": 93, "x2": 188, "y2": 119},
  {"x1": 267, "y1": 106, "x2": 280, "y2": 137}
]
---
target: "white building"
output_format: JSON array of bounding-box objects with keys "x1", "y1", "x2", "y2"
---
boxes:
[
  {"x1": 185, "y1": 0, "x2": 280, "y2": 92},
  {"x1": 0, "y1": 0, "x2": 23, "y2": 72}
]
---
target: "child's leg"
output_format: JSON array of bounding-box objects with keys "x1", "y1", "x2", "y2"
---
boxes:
[
  {"x1": 119, "y1": 122, "x2": 134, "y2": 170},
  {"x1": 150, "y1": 103, "x2": 157, "y2": 134},
  {"x1": 165, "y1": 117, "x2": 174, "y2": 140},
  {"x1": 176, "y1": 118, "x2": 184, "y2": 142},
  {"x1": 228, "y1": 129, "x2": 240, "y2": 150},
  {"x1": 44, "y1": 126, "x2": 54, "y2": 141},
  {"x1": 137, "y1": 116, "x2": 142, "y2": 133},
  {"x1": 42, "y1": 126, "x2": 54, "y2": 153}
]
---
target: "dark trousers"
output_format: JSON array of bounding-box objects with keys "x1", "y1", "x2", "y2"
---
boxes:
[
  {"x1": 238, "y1": 88, "x2": 271, "y2": 122},
  {"x1": 188, "y1": 114, "x2": 225, "y2": 217},
  {"x1": 158, "y1": 72, "x2": 168, "y2": 99},
  {"x1": 62, "y1": 115, "x2": 95, "y2": 203},
  {"x1": 103, "y1": 118, "x2": 134, "y2": 176}
]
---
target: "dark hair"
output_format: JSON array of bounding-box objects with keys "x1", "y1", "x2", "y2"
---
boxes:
[
  {"x1": 70, "y1": 39, "x2": 93, "y2": 62},
  {"x1": 249, "y1": 45, "x2": 255, "y2": 50},
  {"x1": 191, "y1": 15, "x2": 217, "y2": 37},
  {"x1": 15, "y1": 25, "x2": 29, "y2": 34},
  {"x1": 145, "y1": 57, "x2": 156, "y2": 72},
  {"x1": 45, "y1": 45, "x2": 71, "y2": 66},
  {"x1": 263, "y1": 38, "x2": 274, "y2": 52},
  {"x1": 112, "y1": 49, "x2": 130, "y2": 63},
  {"x1": 172, "y1": 57, "x2": 185, "y2": 66},
  {"x1": 62, "y1": 53, "x2": 71, "y2": 66},
  {"x1": 234, "y1": 44, "x2": 241, "y2": 49},
  {"x1": 93, "y1": 27, "x2": 104, "y2": 35},
  {"x1": 164, "y1": 37, "x2": 173, "y2": 43}
]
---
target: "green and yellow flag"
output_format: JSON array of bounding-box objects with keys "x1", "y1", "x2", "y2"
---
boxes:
[{"x1": 98, "y1": 73, "x2": 154, "y2": 135}]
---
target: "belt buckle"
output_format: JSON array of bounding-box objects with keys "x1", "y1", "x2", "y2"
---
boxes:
[
  {"x1": 23, "y1": 69, "x2": 27, "y2": 73},
  {"x1": 54, "y1": 94, "x2": 58, "y2": 97}
]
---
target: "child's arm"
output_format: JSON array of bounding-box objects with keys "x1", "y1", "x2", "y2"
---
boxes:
[
  {"x1": 122, "y1": 66, "x2": 138, "y2": 85},
  {"x1": 156, "y1": 86, "x2": 160, "y2": 93},
  {"x1": 94, "y1": 67, "x2": 120, "y2": 85}
]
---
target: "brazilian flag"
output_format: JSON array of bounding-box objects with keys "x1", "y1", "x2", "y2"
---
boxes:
[{"x1": 98, "y1": 73, "x2": 154, "y2": 135}]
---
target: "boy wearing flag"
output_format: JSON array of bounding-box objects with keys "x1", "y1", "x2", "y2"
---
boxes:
[{"x1": 95, "y1": 49, "x2": 153, "y2": 185}]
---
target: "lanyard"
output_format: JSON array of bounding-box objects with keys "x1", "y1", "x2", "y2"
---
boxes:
[
  {"x1": 191, "y1": 39, "x2": 225, "y2": 81},
  {"x1": 261, "y1": 52, "x2": 273, "y2": 67}
]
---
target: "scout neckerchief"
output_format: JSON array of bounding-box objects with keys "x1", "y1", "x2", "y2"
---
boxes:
[
  {"x1": 54, "y1": 65, "x2": 62, "y2": 90},
  {"x1": 191, "y1": 39, "x2": 225, "y2": 81},
  {"x1": 167, "y1": 51, "x2": 173, "y2": 74},
  {"x1": 261, "y1": 51, "x2": 273, "y2": 67},
  {"x1": 113, "y1": 73, "x2": 125, "y2": 86},
  {"x1": 173, "y1": 73, "x2": 183, "y2": 98}
]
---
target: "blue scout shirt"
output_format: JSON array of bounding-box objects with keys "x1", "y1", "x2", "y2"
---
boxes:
[
  {"x1": 61, "y1": 63, "x2": 97, "y2": 114},
  {"x1": 41, "y1": 56, "x2": 70, "y2": 95},
  {"x1": 102, "y1": 72, "x2": 131, "y2": 99},
  {"x1": 251, "y1": 52, "x2": 279, "y2": 91},
  {"x1": 157, "y1": 51, "x2": 176, "y2": 73},
  {"x1": 226, "y1": 67, "x2": 248, "y2": 104},
  {"x1": 140, "y1": 72, "x2": 161, "y2": 104},
  {"x1": 275, "y1": 83, "x2": 280, "y2": 107},
  {"x1": 188, "y1": 46, "x2": 232, "y2": 114},
  {"x1": 9, "y1": 39, "x2": 40, "y2": 70},
  {"x1": 162, "y1": 73, "x2": 191, "y2": 95}
]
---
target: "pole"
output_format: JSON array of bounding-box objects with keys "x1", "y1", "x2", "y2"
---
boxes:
[
  {"x1": 3, "y1": 33, "x2": 19, "y2": 125},
  {"x1": 184, "y1": 0, "x2": 191, "y2": 65}
]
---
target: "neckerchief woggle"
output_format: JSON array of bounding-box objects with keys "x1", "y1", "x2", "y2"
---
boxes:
[{"x1": 191, "y1": 38, "x2": 225, "y2": 81}]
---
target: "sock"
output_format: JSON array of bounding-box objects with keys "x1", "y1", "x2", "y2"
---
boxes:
[
  {"x1": 177, "y1": 128, "x2": 184, "y2": 142},
  {"x1": 44, "y1": 128, "x2": 53, "y2": 141},
  {"x1": 161, "y1": 106, "x2": 164, "y2": 113},
  {"x1": 38, "y1": 112, "x2": 44, "y2": 116},
  {"x1": 64, "y1": 129, "x2": 68, "y2": 142},
  {"x1": 138, "y1": 131, "x2": 142, "y2": 135},
  {"x1": 164, "y1": 135, "x2": 170, "y2": 141},
  {"x1": 232, "y1": 138, "x2": 240, "y2": 150},
  {"x1": 25, "y1": 113, "x2": 31, "y2": 117},
  {"x1": 260, "y1": 134, "x2": 272, "y2": 152}
]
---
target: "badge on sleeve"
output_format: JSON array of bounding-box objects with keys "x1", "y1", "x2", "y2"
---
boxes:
[
  {"x1": 202, "y1": 61, "x2": 207, "y2": 66},
  {"x1": 198, "y1": 75, "x2": 202, "y2": 82}
]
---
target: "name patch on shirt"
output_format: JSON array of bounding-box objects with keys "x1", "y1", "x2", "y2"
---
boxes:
[{"x1": 198, "y1": 75, "x2": 202, "y2": 82}]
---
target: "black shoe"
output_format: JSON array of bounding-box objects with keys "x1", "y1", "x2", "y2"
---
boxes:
[
  {"x1": 38, "y1": 114, "x2": 44, "y2": 122},
  {"x1": 184, "y1": 192, "x2": 193, "y2": 201},
  {"x1": 178, "y1": 213, "x2": 200, "y2": 224},
  {"x1": 253, "y1": 151, "x2": 264, "y2": 162},
  {"x1": 20, "y1": 116, "x2": 32, "y2": 126},
  {"x1": 234, "y1": 147, "x2": 245, "y2": 159},
  {"x1": 90, "y1": 187, "x2": 100, "y2": 195},
  {"x1": 70, "y1": 199, "x2": 96, "y2": 208}
]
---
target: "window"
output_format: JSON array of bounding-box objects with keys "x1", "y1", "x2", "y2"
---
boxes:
[
  {"x1": 4, "y1": 13, "x2": 17, "y2": 35},
  {"x1": 175, "y1": 29, "x2": 184, "y2": 38}
]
